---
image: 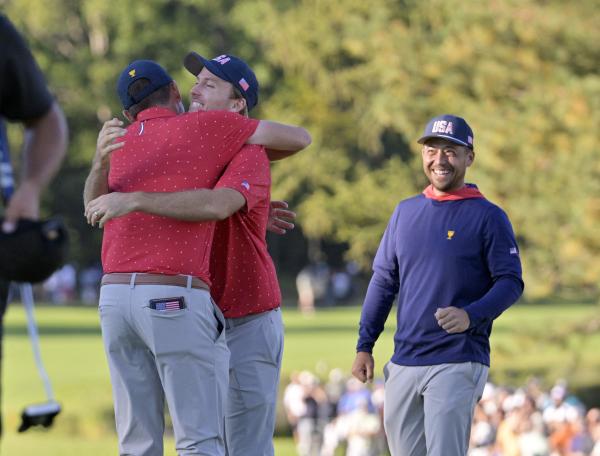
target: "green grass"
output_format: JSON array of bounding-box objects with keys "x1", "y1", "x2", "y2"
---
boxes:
[{"x1": 2, "y1": 301, "x2": 600, "y2": 455}]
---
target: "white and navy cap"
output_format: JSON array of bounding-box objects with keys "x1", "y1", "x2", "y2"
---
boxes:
[{"x1": 418, "y1": 114, "x2": 474, "y2": 149}]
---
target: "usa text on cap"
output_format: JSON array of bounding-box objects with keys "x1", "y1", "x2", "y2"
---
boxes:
[{"x1": 417, "y1": 114, "x2": 474, "y2": 149}]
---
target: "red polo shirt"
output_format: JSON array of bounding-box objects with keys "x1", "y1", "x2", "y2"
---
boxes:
[
  {"x1": 102, "y1": 107, "x2": 259, "y2": 284},
  {"x1": 209, "y1": 145, "x2": 281, "y2": 317}
]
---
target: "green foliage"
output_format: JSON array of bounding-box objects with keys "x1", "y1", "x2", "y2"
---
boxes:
[{"x1": 2, "y1": 0, "x2": 599, "y2": 296}]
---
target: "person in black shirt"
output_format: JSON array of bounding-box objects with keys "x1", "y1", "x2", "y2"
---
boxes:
[{"x1": 0, "y1": 15, "x2": 68, "y2": 436}]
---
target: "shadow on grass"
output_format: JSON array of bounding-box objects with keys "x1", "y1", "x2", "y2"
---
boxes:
[
  {"x1": 4, "y1": 322, "x2": 518, "y2": 337},
  {"x1": 4, "y1": 325, "x2": 101, "y2": 337},
  {"x1": 5, "y1": 324, "x2": 359, "y2": 336}
]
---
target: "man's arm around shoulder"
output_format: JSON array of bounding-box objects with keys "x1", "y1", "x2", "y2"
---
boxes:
[
  {"x1": 85, "y1": 188, "x2": 245, "y2": 228},
  {"x1": 248, "y1": 120, "x2": 312, "y2": 161}
]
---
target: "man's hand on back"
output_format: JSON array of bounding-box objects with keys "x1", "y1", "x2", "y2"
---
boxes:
[
  {"x1": 266, "y1": 200, "x2": 296, "y2": 235},
  {"x1": 85, "y1": 192, "x2": 138, "y2": 228}
]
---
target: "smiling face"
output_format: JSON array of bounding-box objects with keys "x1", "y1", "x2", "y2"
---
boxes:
[
  {"x1": 188, "y1": 67, "x2": 245, "y2": 113},
  {"x1": 421, "y1": 138, "x2": 474, "y2": 195}
]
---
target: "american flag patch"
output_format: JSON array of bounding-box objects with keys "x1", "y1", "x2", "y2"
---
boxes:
[
  {"x1": 149, "y1": 296, "x2": 186, "y2": 311},
  {"x1": 509, "y1": 247, "x2": 519, "y2": 256},
  {"x1": 239, "y1": 78, "x2": 249, "y2": 91}
]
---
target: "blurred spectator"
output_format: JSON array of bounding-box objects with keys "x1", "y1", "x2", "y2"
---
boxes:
[
  {"x1": 42, "y1": 263, "x2": 76, "y2": 304},
  {"x1": 284, "y1": 372, "x2": 600, "y2": 456},
  {"x1": 331, "y1": 268, "x2": 352, "y2": 302},
  {"x1": 345, "y1": 397, "x2": 381, "y2": 456},
  {"x1": 78, "y1": 262, "x2": 102, "y2": 305},
  {"x1": 296, "y1": 262, "x2": 331, "y2": 314},
  {"x1": 284, "y1": 371, "x2": 307, "y2": 444}
]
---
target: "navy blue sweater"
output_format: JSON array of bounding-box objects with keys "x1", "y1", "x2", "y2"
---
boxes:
[{"x1": 357, "y1": 192, "x2": 524, "y2": 367}]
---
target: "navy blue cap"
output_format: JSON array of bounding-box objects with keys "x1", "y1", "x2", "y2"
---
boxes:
[
  {"x1": 183, "y1": 52, "x2": 259, "y2": 111},
  {"x1": 117, "y1": 60, "x2": 173, "y2": 109},
  {"x1": 417, "y1": 114, "x2": 474, "y2": 149}
]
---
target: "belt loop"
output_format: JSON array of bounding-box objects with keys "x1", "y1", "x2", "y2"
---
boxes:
[
  {"x1": 130, "y1": 273, "x2": 137, "y2": 289},
  {"x1": 186, "y1": 275, "x2": 192, "y2": 290}
]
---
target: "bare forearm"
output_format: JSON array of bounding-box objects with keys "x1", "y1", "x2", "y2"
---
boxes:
[
  {"x1": 134, "y1": 188, "x2": 245, "y2": 221},
  {"x1": 83, "y1": 163, "x2": 109, "y2": 207},
  {"x1": 21, "y1": 102, "x2": 68, "y2": 190},
  {"x1": 249, "y1": 121, "x2": 312, "y2": 155}
]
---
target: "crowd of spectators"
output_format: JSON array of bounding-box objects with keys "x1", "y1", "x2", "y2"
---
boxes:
[{"x1": 283, "y1": 371, "x2": 600, "y2": 456}]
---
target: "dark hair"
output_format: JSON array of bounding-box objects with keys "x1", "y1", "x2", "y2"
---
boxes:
[{"x1": 126, "y1": 78, "x2": 172, "y2": 119}]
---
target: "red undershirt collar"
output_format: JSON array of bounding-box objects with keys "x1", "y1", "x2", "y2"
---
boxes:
[
  {"x1": 136, "y1": 107, "x2": 178, "y2": 122},
  {"x1": 422, "y1": 183, "x2": 485, "y2": 201}
]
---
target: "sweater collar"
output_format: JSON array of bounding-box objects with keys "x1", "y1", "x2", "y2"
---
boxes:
[{"x1": 422, "y1": 183, "x2": 485, "y2": 201}]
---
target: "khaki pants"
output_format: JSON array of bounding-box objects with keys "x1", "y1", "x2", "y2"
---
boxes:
[
  {"x1": 99, "y1": 281, "x2": 229, "y2": 456},
  {"x1": 383, "y1": 361, "x2": 488, "y2": 456}
]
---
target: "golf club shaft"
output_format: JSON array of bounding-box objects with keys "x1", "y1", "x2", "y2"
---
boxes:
[{"x1": 20, "y1": 283, "x2": 55, "y2": 401}]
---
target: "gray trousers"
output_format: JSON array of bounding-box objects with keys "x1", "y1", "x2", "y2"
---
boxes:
[
  {"x1": 383, "y1": 361, "x2": 488, "y2": 456},
  {"x1": 99, "y1": 282, "x2": 229, "y2": 456},
  {"x1": 225, "y1": 308, "x2": 284, "y2": 456}
]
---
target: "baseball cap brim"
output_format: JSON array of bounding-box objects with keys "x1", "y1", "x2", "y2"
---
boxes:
[
  {"x1": 417, "y1": 134, "x2": 472, "y2": 148},
  {"x1": 183, "y1": 51, "x2": 229, "y2": 82}
]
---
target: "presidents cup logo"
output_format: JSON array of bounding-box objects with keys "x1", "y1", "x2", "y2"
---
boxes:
[{"x1": 447, "y1": 230, "x2": 455, "y2": 240}]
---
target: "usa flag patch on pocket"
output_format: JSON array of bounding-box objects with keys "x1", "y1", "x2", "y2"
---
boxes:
[{"x1": 149, "y1": 296, "x2": 186, "y2": 311}]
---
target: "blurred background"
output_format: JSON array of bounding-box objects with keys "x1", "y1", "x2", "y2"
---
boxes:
[{"x1": 1, "y1": 0, "x2": 600, "y2": 454}]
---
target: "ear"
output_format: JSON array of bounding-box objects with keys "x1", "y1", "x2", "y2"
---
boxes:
[
  {"x1": 466, "y1": 149, "x2": 475, "y2": 167},
  {"x1": 122, "y1": 109, "x2": 135, "y2": 123},
  {"x1": 230, "y1": 96, "x2": 247, "y2": 114},
  {"x1": 170, "y1": 81, "x2": 182, "y2": 102}
]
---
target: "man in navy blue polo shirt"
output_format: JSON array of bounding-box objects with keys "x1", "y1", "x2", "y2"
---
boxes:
[{"x1": 351, "y1": 114, "x2": 523, "y2": 456}]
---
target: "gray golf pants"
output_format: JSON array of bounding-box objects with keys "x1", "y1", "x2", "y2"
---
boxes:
[
  {"x1": 383, "y1": 361, "x2": 488, "y2": 456},
  {"x1": 225, "y1": 308, "x2": 284, "y2": 456},
  {"x1": 99, "y1": 282, "x2": 229, "y2": 456}
]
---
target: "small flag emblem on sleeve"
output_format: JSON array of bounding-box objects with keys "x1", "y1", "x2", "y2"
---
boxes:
[
  {"x1": 509, "y1": 247, "x2": 518, "y2": 255},
  {"x1": 239, "y1": 78, "x2": 249, "y2": 91}
]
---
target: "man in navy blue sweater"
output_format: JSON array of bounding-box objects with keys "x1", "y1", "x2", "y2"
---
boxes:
[{"x1": 351, "y1": 114, "x2": 523, "y2": 456}]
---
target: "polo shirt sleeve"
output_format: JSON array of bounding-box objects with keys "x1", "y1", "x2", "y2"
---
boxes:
[
  {"x1": 215, "y1": 144, "x2": 270, "y2": 213},
  {"x1": 194, "y1": 110, "x2": 259, "y2": 156},
  {"x1": 464, "y1": 205, "x2": 524, "y2": 327},
  {"x1": 0, "y1": 16, "x2": 53, "y2": 121}
]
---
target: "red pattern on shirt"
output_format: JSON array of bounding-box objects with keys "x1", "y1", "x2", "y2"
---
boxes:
[
  {"x1": 210, "y1": 145, "x2": 281, "y2": 317},
  {"x1": 102, "y1": 107, "x2": 259, "y2": 284}
]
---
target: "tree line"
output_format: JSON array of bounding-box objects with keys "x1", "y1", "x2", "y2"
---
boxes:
[{"x1": 3, "y1": 0, "x2": 599, "y2": 299}]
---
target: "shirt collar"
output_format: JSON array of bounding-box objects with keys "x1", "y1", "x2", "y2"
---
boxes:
[
  {"x1": 136, "y1": 106, "x2": 177, "y2": 122},
  {"x1": 422, "y1": 183, "x2": 485, "y2": 201}
]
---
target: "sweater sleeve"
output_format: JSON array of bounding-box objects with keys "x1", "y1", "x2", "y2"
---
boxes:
[
  {"x1": 464, "y1": 206, "x2": 524, "y2": 327},
  {"x1": 356, "y1": 207, "x2": 400, "y2": 353}
]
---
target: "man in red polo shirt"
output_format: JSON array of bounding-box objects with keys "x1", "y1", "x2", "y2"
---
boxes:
[
  {"x1": 83, "y1": 59, "x2": 310, "y2": 456},
  {"x1": 85, "y1": 54, "x2": 302, "y2": 456}
]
